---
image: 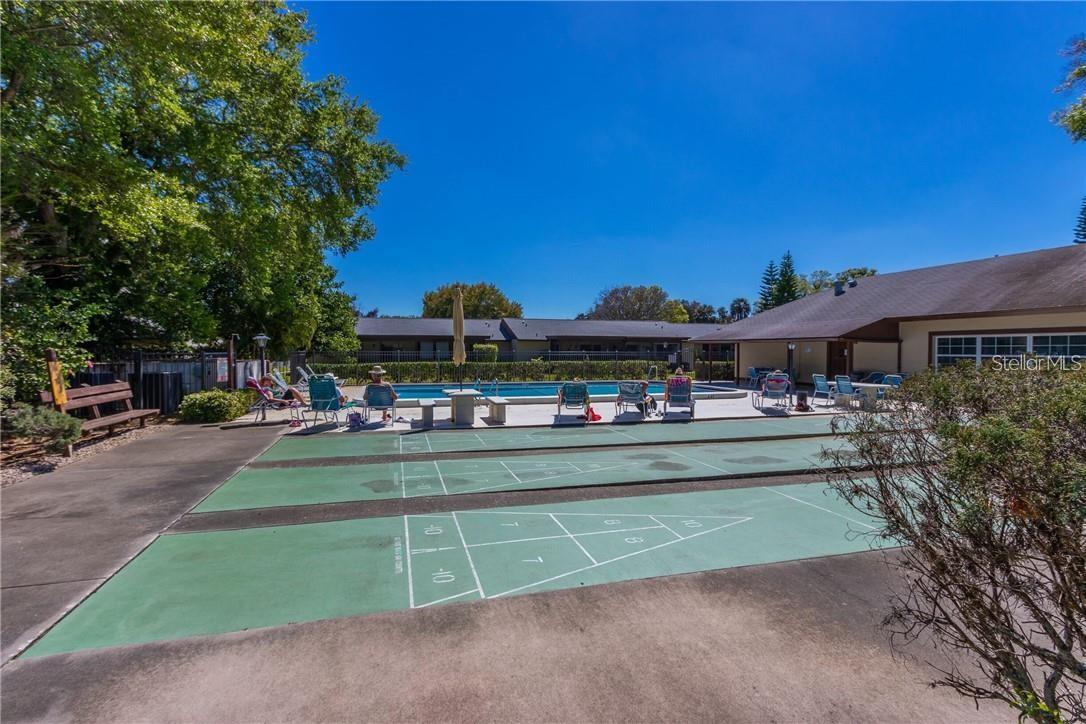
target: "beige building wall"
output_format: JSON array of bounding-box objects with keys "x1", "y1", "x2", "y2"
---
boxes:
[
  {"x1": 899, "y1": 311, "x2": 1086, "y2": 373},
  {"x1": 738, "y1": 341, "x2": 827, "y2": 383},
  {"x1": 852, "y1": 342, "x2": 899, "y2": 375},
  {"x1": 512, "y1": 340, "x2": 549, "y2": 357}
]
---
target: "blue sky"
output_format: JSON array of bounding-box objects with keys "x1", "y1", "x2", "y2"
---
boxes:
[{"x1": 298, "y1": 2, "x2": 1085, "y2": 318}]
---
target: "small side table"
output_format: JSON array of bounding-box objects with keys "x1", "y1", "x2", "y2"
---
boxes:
[{"x1": 443, "y1": 389, "x2": 482, "y2": 426}]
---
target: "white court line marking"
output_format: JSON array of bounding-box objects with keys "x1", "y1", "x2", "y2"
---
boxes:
[
  {"x1": 455, "y1": 510, "x2": 748, "y2": 519},
  {"x1": 549, "y1": 514, "x2": 597, "y2": 564},
  {"x1": 409, "y1": 513, "x2": 455, "y2": 519},
  {"x1": 433, "y1": 460, "x2": 449, "y2": 496},
  {"x1": 410, "y1": 546, "x2": 459, "y2": 555},
  {"x1": 402, "y1": 516, "x2": 415, "y2": 608},
  {"x1": 424, "y1": 434, "x2": 434, "y2": 453},
  {"x1": 413, "y1": 589, "x2": 478, "y2": 609},
  {"x1": 465, "y1": 525, "x2": 665, "y2": 548},
  {"x1": 398, "y1": 436, "x2": 403, "y2": 455},
  {"x1": 666, "y1": 447, "x2": 731, "y2": 475},
  {"x1": 450, "y1": 512, "x2": 485, "y2": 597},
  {"x1": 762, "y1": 487, "x2": 877, "y2": 530},
  {"x1": 473, "y1": 433, "x2": 487, "y2": 447},
  {"x1": 648, "y1": 515, "x2": 682, "y2": 540},
  {"x1": 399, "y1": 461, "x2": 406, "y2": 499},
  {"x1": 454, "y1": 463, "x2": 637, "y2": 495},
  {"x1": 489, "y1": 517, "x2": 753, "y2": 599},
  {"x1": 610, "y1": 427, "x2": 644, "y2": 444},
  {"x1": 498, "y1": 460, "x2": 524, "y2": 484}
]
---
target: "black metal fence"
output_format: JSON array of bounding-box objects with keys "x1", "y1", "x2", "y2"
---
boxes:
[{"x1": 310, "y1": 349, "x2": 682, "y2": 364}]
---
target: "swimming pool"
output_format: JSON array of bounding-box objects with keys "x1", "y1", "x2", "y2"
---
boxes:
[{"x1": 392, "y1": 381, "x2": 674, "y2": 400}]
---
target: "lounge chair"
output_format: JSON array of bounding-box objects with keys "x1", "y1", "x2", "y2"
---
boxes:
[
  {"x1": 883, "y1": 374, "x2": 903, "y2": 388},
  {"x1": 557, "y1": 382, "x2": 589, "y2": 421},
  {"x1": 663, "y1": 376, "x2": 695, "y2": 419},
  {"x1": 811, "y1": 374, "x2": 833, "y2": 404},
  {"x1": 245, "y1": 376, "x2": 303, "y2": 424},
  {"x1": 754, "y1": 373, "x2": 790, "y2": 410},
  {"x1": 360, "y1": 383, "x2": 397, "y2": 424},
  {"x1": 747, "y1": 367, "x2": 761, "y2": 389},
  {"x1": 305, "y1": 364, "x2": 344, "y2": 386},
  {"x1": 616, "y1": 381, "x2": 646, "y2": 418},
  {"x1": 859, "y1": 372, "x2": 886, "y2": 384}
]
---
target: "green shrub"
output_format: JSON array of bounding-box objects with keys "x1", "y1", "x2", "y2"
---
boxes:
[
  {"x1": 177, "y1": 389, "x2": 254, "y2": 423},
  {"x1": 4, "y1": 404, "x2": 84, "y2": 453},
  {"x1": 472, "y1": 344, "x2": 499, "y2": 363}
]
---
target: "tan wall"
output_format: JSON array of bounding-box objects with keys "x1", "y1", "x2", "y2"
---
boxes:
[
  {"x1": 853, "y1": 342, "x2": 898, "y2": 375},
  {"x1": 794, "y1": 341, "x2": 828, "y2": 383},
  {"x1": 737, "y1": 342, "x2": 788, "y2": 378},
  {"x1": 512, "y1": 340, "x2": 549, "y2": 355},
  {"x1": 899, "y1": 311, "x2": 1086, "y2": 373}
]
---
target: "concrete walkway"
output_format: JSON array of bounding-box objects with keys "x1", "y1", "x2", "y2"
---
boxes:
[{"x1": 0, "y1": 423, "x2": 282, "y2": 662}]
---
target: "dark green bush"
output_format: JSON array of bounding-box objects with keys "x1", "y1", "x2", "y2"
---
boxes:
[
  {"x1": 178, "y1": 389, "x2": 254, "y2": 423},
  {"x1": 308, "y1": 360, "x2": 734, "y2": 385},
  {"x1": 5, "y1": 404, "x2": 84, "y2": 453}
]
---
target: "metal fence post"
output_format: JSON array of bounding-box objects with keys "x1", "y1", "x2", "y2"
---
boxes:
[{"x1": 132, "y1": 349, "x2": 144, "y2": 406}]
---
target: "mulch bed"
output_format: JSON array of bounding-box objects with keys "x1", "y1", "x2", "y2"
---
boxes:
[{"x1": 0, "y1": 418, "x2": 175, "y2": 487}]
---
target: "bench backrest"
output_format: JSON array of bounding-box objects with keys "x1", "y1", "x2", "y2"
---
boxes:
[{"x1": 40, "y1": 382, "x2": 135, "y2": 414}]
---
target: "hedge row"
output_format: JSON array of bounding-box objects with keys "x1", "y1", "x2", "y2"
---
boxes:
[{"x1": 311, "y1": 360, "x2": 735, "y2": 385}]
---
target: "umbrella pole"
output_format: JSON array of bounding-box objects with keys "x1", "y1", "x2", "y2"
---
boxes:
[{"x1": 459, "y1": 364, "x2": 463, "y2": 391}]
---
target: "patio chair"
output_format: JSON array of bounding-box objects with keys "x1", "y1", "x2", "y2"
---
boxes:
[
  {"x1": 306, "y1": 376, "x2": 357, "y2": 427},
  {"x1": 754, "y1": 373, "x2": 790, "y2": 410},
  {"x1": 859, "y1": 371, "x2": 886, "y2": 384},
  {"x1": 360, "y1": 383, "x2": 397, "y2": 424},
  {"x1": 305, "y1": 364, "x2": 344, "y2": 386},
  {"x1": 558, "y1": 381, "x2": 589, "y2": 420},
  {"x1": 834, "y1": 375, "x2": 862, "y2": 408},
  {"x1": 616, "y1": 381, "x2": 646, "y2": 418},
  {"x1": 811, "y1": 374, "x2": 833, "y2": 404},
  {"x1": 883, "y1": 374, "x2": 903, "y2": 388},
  {"x1": 746, "y1": 367, "x2": 762, "y2": 389},
  {"x1": 663, "y1": 376, "x2": 695, "y2": 419}
]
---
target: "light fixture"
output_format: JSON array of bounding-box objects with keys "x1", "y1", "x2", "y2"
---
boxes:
[
  {"x1": 254, "y1": 333, "x2": 270, "y2": 349},
  {"x1": 787, "y1": 342, "x2": 796, "y2": 351}
]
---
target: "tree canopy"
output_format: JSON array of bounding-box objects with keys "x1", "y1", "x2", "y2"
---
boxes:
[
  {"x1": 580, "y1": 285, "x2": 669, "y2": 320},
  {"x1": 676, "y1": 299, "x2": 722, "y2": 323},
  {"x1": 728, "y1": 297, "x2": 751, "y2": 321},
  {"x1": 421, "y1": 282, "x2": 523, "y2": 318},
  {"x1": 1055, "y1": 36, "x2": 1086, "y2": 142},
  {"x1": 756, "y1": 261, "x2": 779, "y2": 312},
  {"x1": 1, "y1": 1, "x2": 403, "y2": 388}
]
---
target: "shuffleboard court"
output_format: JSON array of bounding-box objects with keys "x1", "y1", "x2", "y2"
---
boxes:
[
  {"x1": 255, "y1": 415, "x2": 838, "y2": 462},
  {"x1": 27, "y1": 482, "x2": 884, "y2": 657},
  {"x1": 195, "y1": 436, "x2": 851, "y2": 512}
]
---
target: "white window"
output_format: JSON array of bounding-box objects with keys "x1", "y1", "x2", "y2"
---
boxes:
[{"x1": 933, "y1": 332, "x2": 1085, "y2": 368}]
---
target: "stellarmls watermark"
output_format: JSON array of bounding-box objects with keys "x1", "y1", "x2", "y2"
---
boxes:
[{"x1": 990, "y1": 355, "x2": 1084, "y2": 371}]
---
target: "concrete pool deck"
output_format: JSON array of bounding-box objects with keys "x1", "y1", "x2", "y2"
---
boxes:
[{"x1": 239, "y1": 385, "x2": 836, "y2": 431}]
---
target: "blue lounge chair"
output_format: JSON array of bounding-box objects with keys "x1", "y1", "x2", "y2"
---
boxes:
[
  {"x1": 754, "y1": 373, "x2": 791, "y2": 410},
  {"x1": 747, "y1": 367, "x2": 760, "y2": 389},
  {"x1": 616, "y1": 381, "x2": 646, "y2": 418},
  {"x1": 860, "y1": 372, "x2": 886, "y2": 384},
  {"x1": 558, "y1": 382, "x2": 589, "y2": 421},
  {"x1": 834, "y1": 375, "x2": 865, "y2": 407},
  {"x1": 663, "y1": 376, "x2": 695, "y2": 419},
  {"x1": 883, "y1": 374, "x2": 903, "y2": 388},
  {"x1": 811, "y1": 374, "x2": 833, "y2": 404},
  {"x1": 306, "y1": 376, "x2": 358, "y2": 427},
  {"x1": 360, "y1": 383, "x2": 397, "y2": 424}
]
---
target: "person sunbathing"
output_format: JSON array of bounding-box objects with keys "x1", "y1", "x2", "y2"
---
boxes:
[{"x1": 257, "y1": 375, "x2": 306, "y2": 406}]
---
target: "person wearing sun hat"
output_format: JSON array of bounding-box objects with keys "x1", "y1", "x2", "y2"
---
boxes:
[{"x1": 363, "y1": 365, "x2": 399, "y2": 422}]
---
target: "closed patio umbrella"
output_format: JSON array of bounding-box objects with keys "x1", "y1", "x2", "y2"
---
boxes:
[{"x1": 452, "y1": 286, "x2": 466, "y2": 389}]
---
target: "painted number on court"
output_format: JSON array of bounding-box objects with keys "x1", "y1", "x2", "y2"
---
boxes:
[
  {"x1": 681, "y1": 520, "x2": 703, "y2": 528},
  {"x1": 431, "y1": 569, "x2": 456, "y2": 584},
  {"x1": 424, "y1": 525, "x2": 443, "y2": 536},
  {"x1": 625, "y1": 537, "x2": 644, "y2": 544}
]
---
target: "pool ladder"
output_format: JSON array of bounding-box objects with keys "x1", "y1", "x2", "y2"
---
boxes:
[{"x1": 647, "y1": 365, "x2": 658, "y2": 380}]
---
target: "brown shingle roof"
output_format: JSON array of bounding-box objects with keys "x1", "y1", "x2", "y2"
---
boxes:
[{"x1": 691, "y1": 245, "x2": 1086, "y2": 342}]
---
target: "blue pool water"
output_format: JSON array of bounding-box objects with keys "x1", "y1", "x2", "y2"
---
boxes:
[{"x1": 392, "y1": 381, "x2": 674, "y2": 399}]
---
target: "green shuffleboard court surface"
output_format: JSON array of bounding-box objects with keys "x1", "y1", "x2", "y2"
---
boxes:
[
  {"x1": 256, "y1": 415, "x2": 837, "y2": 462},
  {"x1": 196, "y1": 436, "x2": 852, "y2": 512},
  {"x1": 28, "y1": 482, "x2": 884, "y2": 657}
]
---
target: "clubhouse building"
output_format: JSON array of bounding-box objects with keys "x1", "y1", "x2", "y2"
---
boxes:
[
  {"x1": 691, "y1": 244, "x2": 1086, "y2": 381},
  {"x1": 356, "y1": 246, "x2": 1085, "y2": 380}
]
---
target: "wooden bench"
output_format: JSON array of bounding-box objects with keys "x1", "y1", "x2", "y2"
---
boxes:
[
  {"x1": 418, "y1": 398, "x2": 436, "y2": 428},
  {"x1": 485, "y1": 396, "x2": 509, "y2": 424},
  {"x1": 40, "y1": 381, "x2": 158, "y2": 435}
]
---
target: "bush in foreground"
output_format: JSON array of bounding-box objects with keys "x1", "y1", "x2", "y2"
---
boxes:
[
  {"x1": 4, "y1": 404, "x2": 84, "y2": 453},
  {"x1": 824, "y1": 362, "x2": 1085, "y2": 722},
  {"x1": 178, "y1": 389, "x2": 254, "y2": 424}
]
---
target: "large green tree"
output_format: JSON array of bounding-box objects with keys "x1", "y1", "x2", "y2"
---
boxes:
[
  {"x1": 772, "y1": 251, "x2": 801, "y2": 307},
  {"x1": 728, "y1": 297, "x2": 751, "y2": 321},
  {"x1": 756, "y1": 261, "x2": 779, "y2": 313},
  {"x1": 581, "y1": 285, "x2": 669, "y2": 320},
  {"x1": 1, "y1": 1, "x2": 403, "y2": 367},
  {"x1": 421, "y1": 282, "x2": 524, "y2": 319},
  {"x1": 676, "y1": 299, "x2": 720, "y2": 323}
]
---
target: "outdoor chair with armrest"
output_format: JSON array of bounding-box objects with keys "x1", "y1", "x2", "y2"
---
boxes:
[
  {"x1": 754, "y1": 373, "x2": 791, "y2": 410},
  {"x1": 360, "y1": 383, "x2": 397, "y2": 424},
  {"x1": 811, "y1": 374, "x2": 833, "y2": 404},
  {"x1": 306, "y1": 376, "x2": 358, "y2": 427},
  {"x1": 663, "y1": 376, "x2": 695, "y2": 419},
  {"x1": 616, "y1": 381, "x2": 646, "y2": 418},
  {"x1": 557, "y1": 382, "x2": 589, "y2": 422}
]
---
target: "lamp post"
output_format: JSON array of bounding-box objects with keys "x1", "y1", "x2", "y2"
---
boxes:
[
  {"x1": 786, "y1": 342, "x2": 796, "y2": 385},
  {"x1": 254, "y1": 333, "x2": 270, "y2": 377}
]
